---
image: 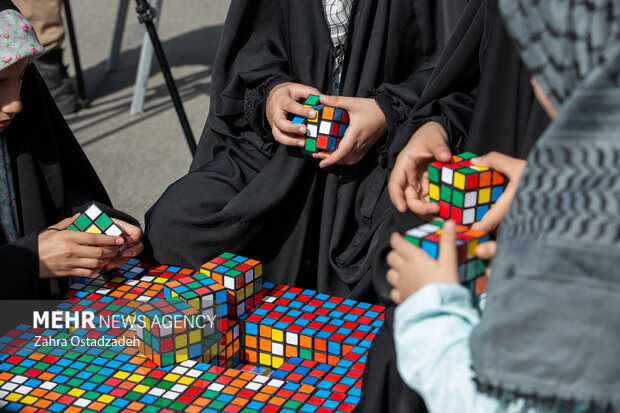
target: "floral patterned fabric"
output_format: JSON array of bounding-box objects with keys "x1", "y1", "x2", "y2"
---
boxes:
[
  {"x1": 0, "y1": 133, "x2": 18, "y2": 242},
  {"x1": 0, "y1": 8, "x2": 44, "y2": 67}
]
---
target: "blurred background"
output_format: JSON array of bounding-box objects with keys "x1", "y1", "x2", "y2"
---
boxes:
[{"x1": 59, "y1": 0, "x2": 230, "y2": 226}]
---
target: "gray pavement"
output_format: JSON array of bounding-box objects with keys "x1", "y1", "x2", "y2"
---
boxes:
[{"x1": 64, "y1": 0, "x2": 230, "y2": 226}]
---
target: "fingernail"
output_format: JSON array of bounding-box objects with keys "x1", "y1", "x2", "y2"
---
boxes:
[
  {"x1": 308, "y1": 110, "x2": 316, "y2": 118},
  {"x1": 470, "y1": 157, "x2": 481, "y2": 164},
  {"x1": 115, "y1": 238, "x2": 125, "y2": 245},
  {"x1": 299, "y1": 126, "x2": 306, "y2": 134},
  {"x1": 298, "y1": 140, "x2": 305, "y2": 147},
  {"x1": 320, "y1": 94, "x2": 329, "y2": 103},
  {"x1": 439, "y1": 151, "x2": 451, "y2": 160},
  {"x1": 444, "y1": 220, "x2": 456, "y2": 232}
]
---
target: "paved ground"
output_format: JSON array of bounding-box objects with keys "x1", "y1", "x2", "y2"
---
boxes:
[{"x1": 64, "y1": 0, "x2": 230, "y2": 226}]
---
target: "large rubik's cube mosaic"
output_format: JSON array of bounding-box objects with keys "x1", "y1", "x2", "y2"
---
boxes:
[
  {"x1": 291, "y1": 94, "x2": 349, "y2": 154},
  {"x1": 428, "y1": 152, "x2": 506, "y2": 224},
  {"x1": 1, "y1": 246, "x2": 385, "y2": 411},
  {"x1": 405, "y1": 220, "x2": 489, "y2": 306}
]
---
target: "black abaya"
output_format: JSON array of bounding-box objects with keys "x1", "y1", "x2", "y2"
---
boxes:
[{"x1": 144, "y1": 0, "x2": 467, "y2": 301}]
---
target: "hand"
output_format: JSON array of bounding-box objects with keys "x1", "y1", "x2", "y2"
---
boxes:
[
  {"x1": 388, "y1": 121, "x2": 452, "y2": 218},
  {"x1": 38, "y1": 215, "x2": 125, "y2": 279},
  {"x1": 470, "y1": 152, "x2": 527, "y2": 233},
  {"x1": 104, "y1": 219, "x2": 144, "y2": 271},
  {"x1": 312, "y1": 95, "x2": 387, "y2": 167},
  {"x1": 265, "y1": 82, "x2": 321, "y2": 147},
  {"x1": 476, "y1": 240, "x2": 497, "y2": 277},
  {"x1": 386, "y1": 220, "x2": 459, "y2": 304}
]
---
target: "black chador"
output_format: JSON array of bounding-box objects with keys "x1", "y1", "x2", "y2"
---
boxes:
[{"x1": 145, "y1": 0, "x2": 466, "y2": 301}]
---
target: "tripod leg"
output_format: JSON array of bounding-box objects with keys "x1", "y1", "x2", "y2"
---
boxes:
[
  {"x1": 63, "y1": 0, "x2": 87, "y2": 104},
  {"x1": 130, "y1": 0, "x2": 162, "y2": 114},
  {"x1": 107, "y1": 0, "x2": 130, "y2": 72}
]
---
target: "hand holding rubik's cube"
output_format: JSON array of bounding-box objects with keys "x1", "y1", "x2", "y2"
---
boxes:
[
  {"x1": 290, "y1": 94, "x2": 349, "y2": 154},
  {"x1": 66, "y1": 202, "x2": 127, "y2": 249},
  {"x1": 402, "y1": 153, "x2": 507, "y2": 305}
]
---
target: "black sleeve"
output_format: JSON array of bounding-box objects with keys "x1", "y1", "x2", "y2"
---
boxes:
[
  {"x1": 0, "y1": 234, "x2": 39, "y2": 299},
  {"x1": 195, "y1": 0, "x2": 294, "y2": 164}
]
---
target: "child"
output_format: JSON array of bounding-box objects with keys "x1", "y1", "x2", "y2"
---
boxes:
[
  {"x1": 388, "y1": 0, "x2": 620, "y2": 411},
  {"x1": 0, "y1": 1, "x2": 143, "y2": 299}
]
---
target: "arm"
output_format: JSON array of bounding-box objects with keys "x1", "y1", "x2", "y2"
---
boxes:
[{"x1": 394, "y1": 283, "x2": 503, "y2": 412}]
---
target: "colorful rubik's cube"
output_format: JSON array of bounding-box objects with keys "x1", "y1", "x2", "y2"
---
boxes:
[
  {"x1": 67, "y1": 203, "x2": 127, "y2": 241},
  {"x1": 291, "y1": 94, "x2": 349, "y2": 153},
  {"x1": 200, "y1": 319, "x2": 241, "y2": 368},
  {"x1": 134, "y1": 298, "x2": 204, "y2": 367},
  {"x1": 428, "y1": 152, "x2": 506, "y2": 224},
  {"x1": 163, "y1": 272, "x2": 228, "y2": 337},
  {"x1": 200, "y1": 253, "x2": 263, "y2": 318},
  {"x1": 405, "y1": 220, "x2": 489, "y2": 299}
]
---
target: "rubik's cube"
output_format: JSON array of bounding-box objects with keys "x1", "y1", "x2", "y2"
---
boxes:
[
  {"x1": 428, "y1": 152, "x2": 506, "y2": 224},
  {"x1": 200, "y1": 320, "x2": 241, "y2": 368},
  {"x1": 163, "y1": 273, "x2": 228, "y2": 337},
  {"x1": 405, "y1": 220, "x2": 490, "y2": 299},
  {"x1": 200, "y1": 253, "x2": 263, "y2": 318},
  {"x1": 134, "y1": 298, "x2": 204, "y2": 367},
  {"x1": 67, "y1": 203, "x2": 127, "y2": 241},
  {"x1": 291, "y1": 94, "x2": 349, "y2": 153}
]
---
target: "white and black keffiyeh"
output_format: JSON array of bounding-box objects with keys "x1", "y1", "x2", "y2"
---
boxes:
[
  {"x1": 322, "y1": 0, "x2": 354, "y2": 93},
  {"x1": 470, "y1": 0, "x2": 620, "y2": 409}
]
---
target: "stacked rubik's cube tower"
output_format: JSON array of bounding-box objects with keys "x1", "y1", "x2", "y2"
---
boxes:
[
  {"x1": 405, "y1": 152, "x2": 507, "y2": 308},
  {"x1": 291, "y1": 94, "x2": 349, "y2": 154},
  {"x1": 0, "y1": 208, "x2": 383, "y2": 412}
]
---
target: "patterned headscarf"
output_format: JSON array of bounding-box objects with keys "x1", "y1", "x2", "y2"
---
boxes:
[
  {"x1": 470, "y1": 0, "x2": 620, "y2": 409},
  {"x1": 0, "y1": 7, "x2": 44, "y2": 68}
]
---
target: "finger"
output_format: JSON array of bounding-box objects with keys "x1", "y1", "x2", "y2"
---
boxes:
[
  {"x1": 427, "y1": 136, "x2": 452, "y2": 163},
  {"x1": 438, "y1": 220, "x2": 458, "y2": 269},
  {"x1": 72, "y1": 244, "x2": 119, "y2": 260},
  {"x1": 284, "y1": 98, "x2": 318, "y2": 119},
  {"x1": 388, "y1": 163, "x2": 409, "y2": 213},
  {"x1": 111, "y1": 219, "x2": 143, "y2": 243},
  {"x1": 272, "y1": 127, "x2": 306, "y2": 147},
  {"x1": 318, "y1": 94, "x2": 351, "y2": 109},
  {"x1": 120, "y1": 242, "x2": 144, "y2": 257},
  {"x1": 289, "y1": 84, "x2": 322, "y2": 101},
  {"x1": 406, "y1": 196, "x2": 439, "y2": 217},
  {"x1": 476, "y1": 240, "x2": 497, "y2": 260},
  {"x1": 64, "y1": 231, "x2": 125, "y2": 247},
  {"x1": 319, "y1": 131, "x2": 355, "y2": 168},
  {"x1": 390, "y1": 288, "x2": 403, "y2": 305},
  {"x1": 312, "y1": 151, "x2": 331, "y2": 160},
  {"x1": 390, "y1": 232, "x2": 427, "y2": 262},
  {"x1": 104, "y1": 257, "x2": 130, "y2": 271},
  {"x1": 470, "y1": 152, "x2": 526, "y2": 180},
  {"x1": 386, "y1": 250, "x2": 407, "y2": 271},
  {"x1": 52, "y1": 213, "x2": 81, "y2": 230},
  {"x1": 386, "y1": 269, "x2": 400, "y2": 287},
  {"x1": 470, "y1": 179, "x2": 518, "y2": 233},
  {"x1": 74, "y1": 257, "x2": 113, "y2": 270},
  {"x1": 275, "y1": 117, "x2": 308, "y2": 136}
]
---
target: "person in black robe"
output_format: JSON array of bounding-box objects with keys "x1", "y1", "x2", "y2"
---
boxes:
[
  {"x1": 0, "y1": 0, "x2": 143, "y2": 299},
  {"x1": 358, "y1": 0, "x2": 550, "y2": 411},
  {"x1": 144, "y1": 0, "x2": 467, "y2": 301}
]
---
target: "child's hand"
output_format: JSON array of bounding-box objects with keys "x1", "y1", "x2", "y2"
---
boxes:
[
  {"x1": 103, "y1": 219, "x2": 144, "y2": 270},
  {"x1": 266, "y1": 82, "x2": 321, "y2": 147},
  {"x1": 470, "y1": 152, "x2": 527, "y2": 233},
  {"x1": 387, "y1": 121, "x2": 452, "y2": 217},
  {"x1": 386, "y1": 220, "x2": 459, "y2": 304},
  {"x1": 38, "y1": 215, "x2": 124, "y2": 279},
  {"x1": 313, "y1": 95, "x2": 387, "y2": 167}
]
